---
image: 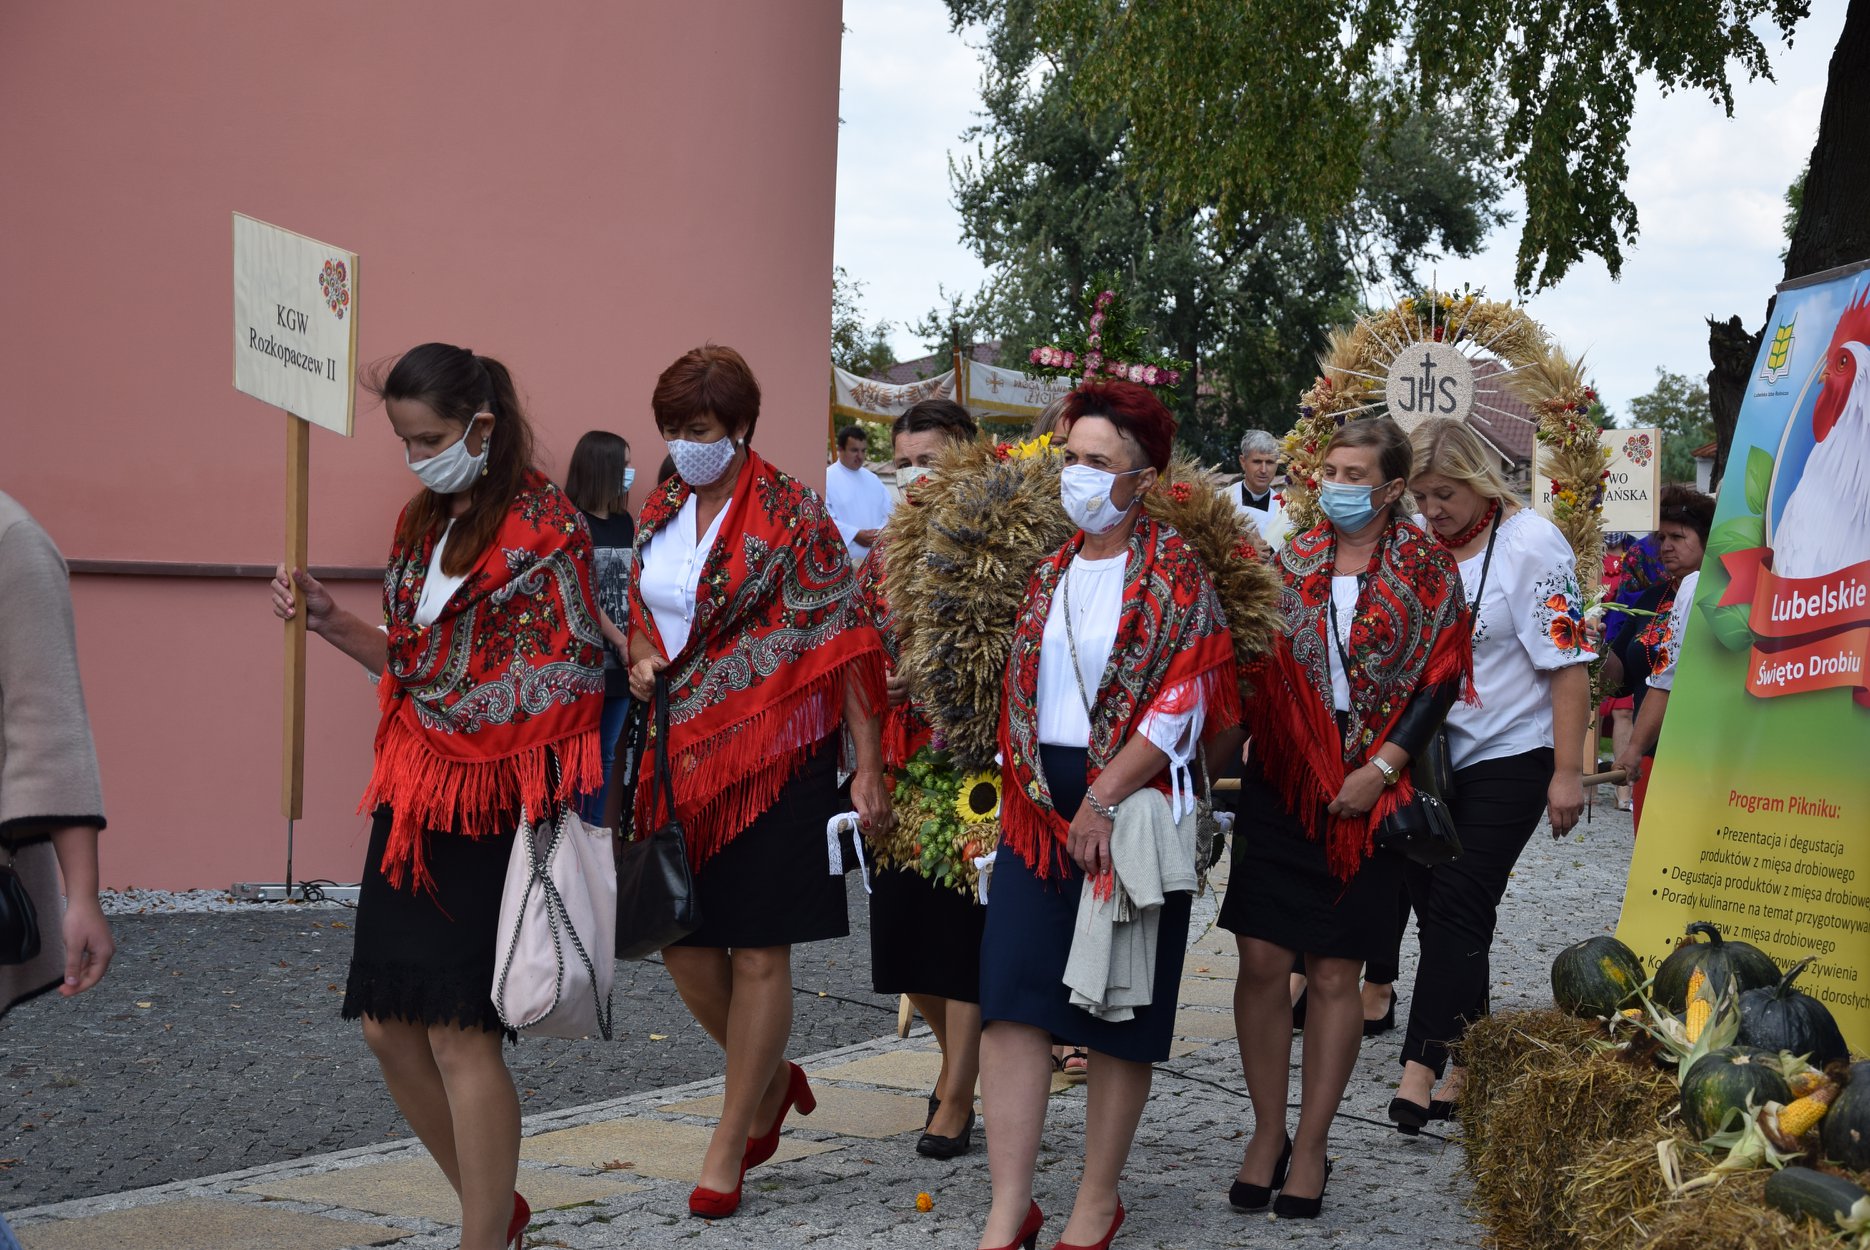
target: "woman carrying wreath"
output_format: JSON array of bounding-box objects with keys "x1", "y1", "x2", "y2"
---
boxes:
[
  {"x1": 271, "y1": 343, "x2": 604, "y2": 1250},
  {"x1": 848, "y1": 397, "x2": 990, "y2": 1160},
  {"x1": 625, "y1": 345, "x2": 889, "y2": 1220},
  {"x1": 1221, "y1": 417, "x2": 1470, "y2": 1221},
  {"x1": 977, "y1": 381, "x2": 1241, "y2": 1250}
]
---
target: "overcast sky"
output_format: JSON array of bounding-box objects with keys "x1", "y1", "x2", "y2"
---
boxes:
[{"x1": 832, "y1": 0, "x2": 1850, "y2": 418}]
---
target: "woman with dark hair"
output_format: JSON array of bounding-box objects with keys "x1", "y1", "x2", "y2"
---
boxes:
[
  {"x1": 1611, "y1": 484, "x2": 1715, "y2": 825},
  {"x1": 563, "y1": 430, "x2": 636, "y2": 827},
  {"x1": 848, "y1": 398, "x2": 987, "y2": 1159},
  {"x1": 625, "y1": 344, "x2": 889, "y2": 1219},
  {"x1": 977, "y1": 380, "x2": 1241, "y2": 1250},
  {"x1": 270, "y1": 343, "x2": 604, "y2": 1250},
  {"x1": 1222, "y1": 417, "x2": 1470, "y2": 1221}
]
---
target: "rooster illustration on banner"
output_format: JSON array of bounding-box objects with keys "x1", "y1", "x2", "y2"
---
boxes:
[{"x1": 1711, "y1": 273, "x2": 1870, "y2": 707}]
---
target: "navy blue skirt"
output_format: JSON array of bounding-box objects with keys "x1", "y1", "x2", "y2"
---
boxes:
[{"x1": 978, "y1": 745, "x2": 1191, "y2": 1064}]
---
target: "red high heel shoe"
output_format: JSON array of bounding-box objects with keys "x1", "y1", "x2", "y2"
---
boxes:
[
  {"x1": 687, "y1": 1163, "x2": 747, "y2": 1219},
  {"x1": 506, "y1": 1192, "x2": 530, "y2": 1247},
  {"x1": 984, "y1": 1200, "x2": 1045, "y2": 1250},
  {"x1": 743, "y1": 1061, "x2": 817, "y2": 1170},
  {"x1": 1053, "y1": 1200, "x2": 1124, "y2": 1250}
]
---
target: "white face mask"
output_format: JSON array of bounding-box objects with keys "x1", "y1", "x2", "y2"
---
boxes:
[
  {"x1": 1060, "y1": 463, "x2": 1144, "y2": 535},
  {"x1": 406, "y1": 419, "x2": 488, "y2": 495},
  {"x1": 668, "y1": 435, "x2": 738, "y2": 486},
  {"x1": 621, "y1": 466, "x2": 636, "y2": 493},
  {"x1": 896, "y1": 464, "x2": 933, "y2": 492}
]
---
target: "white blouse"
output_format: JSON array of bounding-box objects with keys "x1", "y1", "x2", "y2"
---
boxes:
[
  {"x1": 1647, "y1": 569, "x2": 1699, "y2": 694},
  {"x1": 1445, "y1": 510, "x2": 1596, "y2": 770},
  {"x1": 637, "y1": 493, "x2": 731, "y2": 658},
  {"x1": 1327, "y1": 575, "x2": 1358, "y2": 713},
  {"x1": 414, "y1": 520, "x2": 467, "y2": 629},
  {"x1": 1036, "y1": 552, "x2": 1206, "y2": 819}
]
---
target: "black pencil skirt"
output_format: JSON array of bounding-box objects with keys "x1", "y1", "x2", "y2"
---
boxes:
[
  {"x1": 869, "y1": 863, "x2": 986, "y2": 1003},
  {"x1": 343, "y1": 807, "x2": 516, "y2": 1040}
]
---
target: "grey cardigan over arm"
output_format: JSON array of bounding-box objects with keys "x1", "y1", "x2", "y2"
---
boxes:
[{"x1": 0, "y1": 492, "x2": 107, "y2": 1018}]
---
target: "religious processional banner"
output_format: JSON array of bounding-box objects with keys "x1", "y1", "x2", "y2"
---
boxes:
[
  {"x1": 1617, "y1": 259, "x2": 1870, "y2": 1052},
  {"x1": 831, "y1": 365, "x2": 954, "y2": 426},
  {"x1": 962, "y1": 360, "x2": 1075, "y2": 426}
]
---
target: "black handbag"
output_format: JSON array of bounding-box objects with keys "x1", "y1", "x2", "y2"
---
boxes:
[
  {"x1": 1365, "y1": 512, "x2": 1500, "y2": 867},
  {"x1": 0, "y1": 850, "x2": 43, "y2": 966},
  {"x1": 613, "y1": 674, "x2": 702, "y2": 960}
]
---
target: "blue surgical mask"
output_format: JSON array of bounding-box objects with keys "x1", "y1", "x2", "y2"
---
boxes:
[
  {"x1": 621, "y1": 466, "x2": 637, "y2": 493},
  {"x1": 1319, "y1": 479, "x2": 1391, "y2": 532}
]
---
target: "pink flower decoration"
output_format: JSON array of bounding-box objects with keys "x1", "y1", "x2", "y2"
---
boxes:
[{"x1": 1029, "y1": 348, "x2": 1043, "y2": 364}]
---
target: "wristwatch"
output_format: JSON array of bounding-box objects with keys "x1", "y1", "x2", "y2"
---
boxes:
[{"x1": 1370, "y1": 756, "x2": 1401, "y2": 787}]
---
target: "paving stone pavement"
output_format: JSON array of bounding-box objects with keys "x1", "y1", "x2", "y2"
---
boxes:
[{"x1": 5, "y1": 800, "x2": 1637, "y2": 1248}]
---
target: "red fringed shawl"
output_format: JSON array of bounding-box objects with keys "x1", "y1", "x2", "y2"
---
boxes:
[
  {"x1": 628, "y1": 450, "x2": 887, "y2": 868},
  {"x1": 1245, "y1": 517, "x2": 1474, "y2": 881},
  {"x1": 362, "y1": 471, "x2": 605, "y2": 893},
  {"x1": 999, "y1": 515, "x2": 1242, "y2": 879},
  {"x1": 850, "y1": 542, "x2": 934, "y2": 770}
]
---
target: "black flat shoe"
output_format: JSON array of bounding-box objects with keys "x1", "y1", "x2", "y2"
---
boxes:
[
  {"x1": 1388, "y1": 1096, "x2": 1430, "y2": 1136},
  {"x1": 1290, "y1": 988, "x2": 1308, "y2": 1032},
  {"x1": 1271, "y1": 1160, "x2": 1332, "y2": 1219},
  {"x1": 916, "y1": 1108, "x2": 974, "y2": 1159},
  {"x1": 1362, "y1": 994, "x2": 1396, "y2": 1037},
  {"x1": 1227, "y1": 1135, "x2": 1291, "y2": 1212}
]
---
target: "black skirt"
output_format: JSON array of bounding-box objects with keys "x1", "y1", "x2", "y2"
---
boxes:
[
  {"x1": 977, "y1": 745, "x2": 1191, "y2": 1064},
  {"x1": 671, "y1": 738, "x2": 850, "y2": 949},
  {"x1": 869, "y1": 864, "x2": 986, "y2": 1003},
  {"x1": 343, "y1": 807, "x2": 516, "y2": 1039},
  {"x1": 1219, "y1": 759, "x2": 1405, "y2": 961}
]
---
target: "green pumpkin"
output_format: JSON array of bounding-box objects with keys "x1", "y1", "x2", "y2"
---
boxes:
[
  {"x1": 1653, "y1": 922, "x2": 1780, "y2": 1011},
  {"x1": 1822, "y1": 1062, "x2": 1870, "y2": 1172},
  {"x1": 1550, "y1": 935, "x2": 1646, "y2": 1019},
  {"x1": 1681, "y1": 1046, "x2": 1793, "y2": 1142},
  {"x1": 1737, "y1": 956, "x2": 1850, "y2": 1068}
]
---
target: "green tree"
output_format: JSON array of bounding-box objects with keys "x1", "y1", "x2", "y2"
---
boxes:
[
  {"x1": 1626, "y1": 370, "x2": 1714, "y2": 484},
  {"x1": 935, "y1": 0, "x2": 1506, "y2": 462},
  {"x1": 831, "y1": 266, "x2": 897, "y2": 377},
  {"x1": 1024, "y1": 0, "x2": 1808, "y2": 293}
]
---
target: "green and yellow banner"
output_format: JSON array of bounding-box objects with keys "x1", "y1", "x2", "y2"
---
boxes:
[{"x1": 1618, "y1": 260, "x2": 1870, "y2": 1053}]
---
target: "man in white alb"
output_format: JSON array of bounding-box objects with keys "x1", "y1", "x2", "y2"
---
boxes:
[
  {"x1": 824, "y1": 424, "x2": 895, "y2": 565},
  {"x1": 1232, "y1": 428, "x2": 1291, "y2": 553}
]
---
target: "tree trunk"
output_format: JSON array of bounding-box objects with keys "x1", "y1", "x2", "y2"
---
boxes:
[
  {"x1": 1706, "y1": 314, "x2": 1762, "y2": 487},
  {"x1": 1708, "y1": 0, "x2": 1868, "y2": 478},
  {"x1": 1784, "y1": 0, "x2": 1870, "y2": 281}
]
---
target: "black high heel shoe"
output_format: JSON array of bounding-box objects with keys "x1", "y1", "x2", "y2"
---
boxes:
[
  {"x1": 926, "y1": 1091, "x2": 941, "y2": 1129},
  {"x1": 1388, "y1": 1096, "x2": 1430, "y2": 1135},
  {"x1": 1271, "y1": 1159, "x2": 1332, "y2": 1219},
  {"x1": 916, "y1": 1107, "x2": 975, "y2": 1159},
  {"x1": 1362, "y1": 989, "x2": 1396, "y2": 1037},
  {"x1": 1227, "y1": 1134, "x2": 1291, "y2": 1211}
]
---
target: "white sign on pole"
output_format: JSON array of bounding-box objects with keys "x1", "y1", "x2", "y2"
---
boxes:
[
  {"x1": 1533, "y1": 425, "x2": 1663, "y2": 533},
  {"x1": 233, "y1": 213, "x2": 359, "y2": 435}
]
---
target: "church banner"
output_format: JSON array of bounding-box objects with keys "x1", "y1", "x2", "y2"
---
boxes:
[
  {"x1": 962, "y1": 359, "x2": 1075, "y2": 425},
  {"x1": 832, "y1": 365, "x2": 954, "y2": 425},
  {"x1": 1616, "y1": 260, "x2": 1870, "y2": 1052}
]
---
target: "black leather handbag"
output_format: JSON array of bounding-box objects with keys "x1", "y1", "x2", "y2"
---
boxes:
[
  {"x1": 0, "y1": 850, "x2": 43, "y2": 966},
  {"x1": 613, "y1": 675, "x2": 702, "y2": 960}
]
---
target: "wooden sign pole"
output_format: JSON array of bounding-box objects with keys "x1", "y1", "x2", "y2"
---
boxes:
[{"x1": 282, "y1": 414, "x2": 310, "y2": 895}]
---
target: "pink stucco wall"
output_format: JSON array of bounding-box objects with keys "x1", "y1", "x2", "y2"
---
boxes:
[{"x1": 1, "y1": 1, "x2": 843, "y2": 887}]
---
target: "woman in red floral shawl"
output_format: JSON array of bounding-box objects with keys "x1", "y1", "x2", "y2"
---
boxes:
[
  {"x1": 625, "y1": 345, "x2": 889, "y2": 1219},
  {"x1": 271, "y1": 343, "x2": 602, "y2": 1250},
  {"x1": 977, "y1": 382, "x2": 1242, "y2": 1250},
  {"x1": 1219, "y1": 418, "x2": 1471, "y2": 1223}
]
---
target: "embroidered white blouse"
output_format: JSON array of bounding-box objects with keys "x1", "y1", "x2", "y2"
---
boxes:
[
  {"x1": 1445, "y1": 509, "x2": 1596, "y2": 771},
  {"x1": 1646, "y1": 569, "x2": 1699, "y2": 694}
]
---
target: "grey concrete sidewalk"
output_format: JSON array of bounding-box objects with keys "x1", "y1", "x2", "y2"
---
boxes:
[{"x1": 7, "y1": 802, "x2": 1635, "y2": 1249}]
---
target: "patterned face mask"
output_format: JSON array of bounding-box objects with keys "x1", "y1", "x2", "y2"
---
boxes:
[{"x1": 667, "y1": 435, "x2": 738, "y2": 486}]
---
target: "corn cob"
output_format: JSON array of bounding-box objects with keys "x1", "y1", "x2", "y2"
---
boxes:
[
  {"x1": 1764, "y1": 1083, "x2": 1840, "y2": 1151},
  {"x1": 1788, "y1": 1067, "x2": 1830, "y2": 1099},
  {"x1": 1686, "y1": 967, "x2": 1707, "y2": 1000},
  {"x1": 1684, "y1": 995, "x2": 1711, "y2": 1043}
]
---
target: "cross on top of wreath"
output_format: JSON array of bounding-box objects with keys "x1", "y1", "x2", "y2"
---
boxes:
[{"x1": 1024, "y1": 277, "x2": 1190, "y2": 389}]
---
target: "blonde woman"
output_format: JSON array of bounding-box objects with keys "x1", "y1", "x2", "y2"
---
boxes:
[{"x1": 1387, "y1": 418, "x2": 1593, "y2": 1131}]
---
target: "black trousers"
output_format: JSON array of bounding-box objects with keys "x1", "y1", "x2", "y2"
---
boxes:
[{"x1": 1399, "y1": 747, "x2": 1553, "y2": 1075}]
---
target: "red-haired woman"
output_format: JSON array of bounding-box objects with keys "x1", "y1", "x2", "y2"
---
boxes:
[
  {"x1": 626, "y1": 345, "x2": 889, "y2": 1219},
  {"x1": 1221, "y1": 418, "x2": 1470, "y2": 1222},
  {"x1": 978, "y1": 381, "x2": 1241, "y2": 1250},
  {"x1": 272, "y1": 343, "x2": 604, "y2": 1250}
]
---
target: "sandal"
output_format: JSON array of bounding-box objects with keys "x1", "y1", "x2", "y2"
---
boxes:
[{"x1": 1062, "y1": 1048, "x2": 1090, "y2": 1083}]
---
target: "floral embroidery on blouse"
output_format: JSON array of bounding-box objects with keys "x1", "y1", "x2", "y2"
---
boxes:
[{"x1": 1532, "y1": 569, "x2": 1589, "y2": 656}]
